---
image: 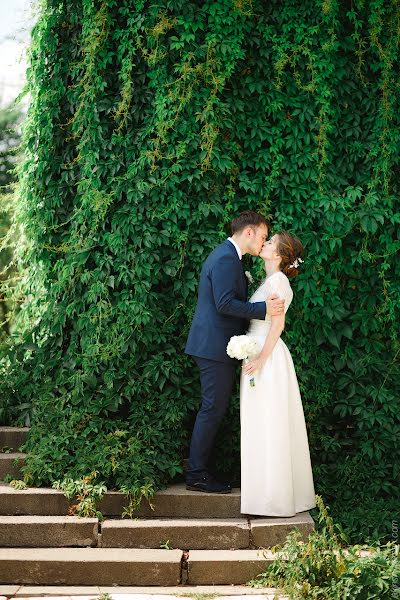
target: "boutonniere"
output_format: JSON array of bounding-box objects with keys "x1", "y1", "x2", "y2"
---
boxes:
[{"x1": 244, "y1": 271, "x2": 254, "y2": 284}]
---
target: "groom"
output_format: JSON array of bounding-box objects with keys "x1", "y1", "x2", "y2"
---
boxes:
[{"x1": 185, "y1": 211, "x2": 285, "y2": 493}]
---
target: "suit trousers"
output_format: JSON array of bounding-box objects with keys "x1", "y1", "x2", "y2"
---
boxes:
[{"x1": 186, "y1": 356, "x2": 236, "y2": 482}]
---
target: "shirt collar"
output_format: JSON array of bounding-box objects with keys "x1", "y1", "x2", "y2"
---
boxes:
[{"x1": 227, "y1": 237, "x2": 242, "y2": 260}]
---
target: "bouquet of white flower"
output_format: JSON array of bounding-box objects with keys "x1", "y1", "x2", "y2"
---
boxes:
[{"x1": 226, "y1": 335, "x2": 260, "y2": 387}]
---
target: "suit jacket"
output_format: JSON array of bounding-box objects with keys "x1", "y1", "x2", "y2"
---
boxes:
[{"x1": 185, "y1": 240, "x2": 267, "y2": 363}]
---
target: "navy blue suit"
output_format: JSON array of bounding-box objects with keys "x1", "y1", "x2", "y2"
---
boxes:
[{"x1": 185, "y1": 240, "x2": 266, "y2": 481}]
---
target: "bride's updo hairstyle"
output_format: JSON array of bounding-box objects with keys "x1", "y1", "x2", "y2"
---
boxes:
[{"x1": 276, "y1": 231, "x2": 304, "y2": 279}]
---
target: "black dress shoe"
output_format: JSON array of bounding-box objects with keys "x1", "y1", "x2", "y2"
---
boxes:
[
  {"x1": 186, "y1": 474, "x2": 232, "y2": 494},
  {"x1": 210, "y1": 472, "x2": 239, "y2": 489}
]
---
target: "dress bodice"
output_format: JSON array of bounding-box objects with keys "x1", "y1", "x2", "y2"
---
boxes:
[{"x1": 247, "y1": 272, "x2": 293, "y2": 337}]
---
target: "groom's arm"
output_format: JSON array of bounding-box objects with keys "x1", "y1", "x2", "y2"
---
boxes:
[{"x1": 211, "y1": 256, "x2": 266, "y2": 320}]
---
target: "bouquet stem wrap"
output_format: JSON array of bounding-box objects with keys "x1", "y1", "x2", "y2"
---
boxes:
[{"x1": 243, "y1": 357, "x2": 255, "y2": 387}]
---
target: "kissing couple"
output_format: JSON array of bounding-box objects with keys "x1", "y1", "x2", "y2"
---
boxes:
[{"x1": 185, "y1": 210, "x2": 316, "y2": 517}]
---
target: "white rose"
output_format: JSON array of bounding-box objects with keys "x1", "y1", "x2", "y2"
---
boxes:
[{"x1": 227, "y1": 335, "x2": 260, "y2": 360}]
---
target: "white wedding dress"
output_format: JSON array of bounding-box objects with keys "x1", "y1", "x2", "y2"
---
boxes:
[{"x1": 240, "y1": 271, "x2": 316, "y2": 516}]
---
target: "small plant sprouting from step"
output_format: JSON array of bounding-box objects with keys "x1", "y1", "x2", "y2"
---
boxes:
[
  {"x1": 9, "y1": 479, "x2": 28, "y2": 490},
  {"x1": 52, "y1": 470, "x2": 107, "y2": 519},
  {"x1": 0, "y1": 446, "x2": 12, "y2": 453},
  {"x1": 120, "y1": 481, "x2": 155, "y2": 518},
  {"x1": 160, "y1": 539, "x2": 173, "y2": 549},
  {"x1": 96, "y1": 593, "x2": 112, "y2": 600}
]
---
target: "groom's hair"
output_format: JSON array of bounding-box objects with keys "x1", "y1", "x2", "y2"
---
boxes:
[{"x1": 231, "y1": 211, "x2": 269, "y2": 235}]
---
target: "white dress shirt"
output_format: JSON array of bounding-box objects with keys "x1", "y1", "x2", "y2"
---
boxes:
[{"x1": 227, "y1": 237, "x2": 242, "y2": 260}]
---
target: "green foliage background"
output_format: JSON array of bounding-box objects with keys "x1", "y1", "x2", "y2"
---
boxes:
[
  {"x1": 0, "y1": 103, "x2": 23, "y2": 338},
  {"x1": 1, "y1": 0, "x2": 399, "y2": 543}
]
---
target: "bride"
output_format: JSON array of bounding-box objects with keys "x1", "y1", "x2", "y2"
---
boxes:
[{"x1": 240, "y1": 231, "x2": 316, "y2": 516}]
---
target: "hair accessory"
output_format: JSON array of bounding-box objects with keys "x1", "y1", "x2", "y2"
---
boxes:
[{"x1": 289, "y1": 257, "x2": 304, "y2": 269}]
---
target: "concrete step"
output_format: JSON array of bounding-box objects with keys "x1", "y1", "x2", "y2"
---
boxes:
[
  {"x1": 0, "y1": 453, "x2": 26, "y2": 480},
  {"x1": 0, "y1": 427, "x2": 29, "y2": 452},
  {"x1": 250, "y1": 513, "x2": 314, "y2": 547},
  {"x1": 0, "y1": 584, "x2": 288, "y2": 597},
  {"x1": 187, "y1": 549, "x2": 276, "y2": 585},
  {"x1": 0, "y1": 516, "x2": 98, "y2": 547},
  {"x1": 0, "y1": 548, "x2": 183, "y2": 585},
  {"x1": 0, "y1": 483, "x2": 69, "y2": 515},
  {"x1": 0, "y1": 547, "x2": 276, "y2": 586},
  {"x1": 0, "y1": 483, "x2": 242, "y2": 518},
  {"x1": 0, "y1": 513, "x2": 314, "y2": 550},
  {"x1": 100, "y1": 518, "x2": 251, "y2": 550},
  {"x1": 100, "y1": 515, "x2": 314, "y2": 549},
  {"x1": 0, "y1": 484, "x2": 314, "y2": 547},
  {"x1": 104, "y1": 483, "x2": 243, "y2": 519}
]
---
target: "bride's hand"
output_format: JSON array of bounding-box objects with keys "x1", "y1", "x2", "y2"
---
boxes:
[{"x1": 243, "y1": 356, "x2": 265, "y2": 375}]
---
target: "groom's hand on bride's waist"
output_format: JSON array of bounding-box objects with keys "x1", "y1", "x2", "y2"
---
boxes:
[{"x1": 267, "y1": 294, "x2": 285, "y2": 316}]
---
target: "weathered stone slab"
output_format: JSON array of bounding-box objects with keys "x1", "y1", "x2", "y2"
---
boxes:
[
  {"x1": 0, "y1": 548, "x2": 182, "y2": 585},
  {"x1": 0, "y1": 485, "x2": 69, "y2": 515},
  {"x1": 0, "y1": 483, "x2": 241, "y2": 518},
  {"x1": 99, "y1": 585, "x2": 281, "y2": 595},
  {"x1": 0, "y1": 428, "x2": 29, "y2": 452},
  {"x1": 0, "y1": 516, "x2": 98, "y2": 547},
  {"x1": 101, "y1": 518, "x2": 250, "y2": 549},
  {"x1": 100, "y1": 484, "x2": 242, "y2": 518},
  {"x1": 14, "y1": 586, "x2": 101, "y2": 596},
  {"x1": 0, "y1": 585, "x2": 20, "y2": 596},
  {"x1": 14, "y1": 585, "x2": 286, "y2": 597},
  {"x1": 0, "y1": 454, "x2": 25, "y2": 480},
  {"x1": 188, "y1": 549, "x2": 276, "y2": 585},
  {"x1": 0, "y1": 483, "x2": 241, "y2": 519},
  {"x1": 250, "y1": 512, "x2": 314, "y2": 548}
]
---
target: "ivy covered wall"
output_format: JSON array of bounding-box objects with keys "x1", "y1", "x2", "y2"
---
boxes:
[{"x1": 1, "y1": 0, "x2": 399, "y2": 543}]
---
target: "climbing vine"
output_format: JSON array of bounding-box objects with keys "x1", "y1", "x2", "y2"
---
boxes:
[{"x1": 0, "y1": 0, "x2": 399, "y2": 544}]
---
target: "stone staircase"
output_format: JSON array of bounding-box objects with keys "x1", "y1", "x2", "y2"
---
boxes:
[
  {"x1": 0, "y1": 427, "x2": 27, "y2": 480},
  {"x1": 0, "y1": 427, "x2": 315, "y2": 587}
]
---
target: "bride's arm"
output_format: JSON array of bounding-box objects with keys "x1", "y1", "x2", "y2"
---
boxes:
[{"x1": 242, "y1": 312, "x2": 285, "y2": 376}]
